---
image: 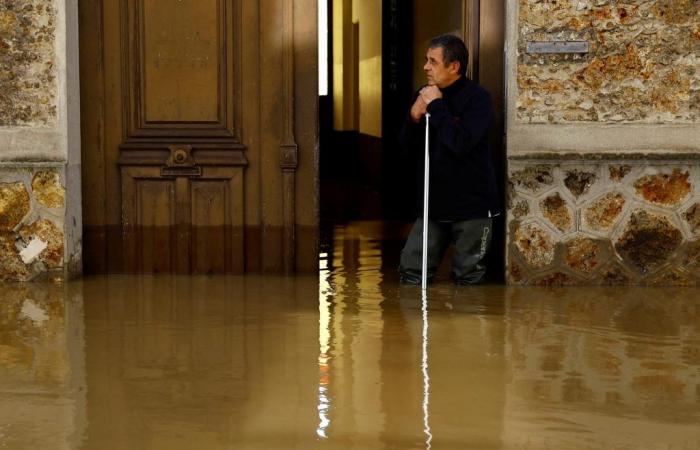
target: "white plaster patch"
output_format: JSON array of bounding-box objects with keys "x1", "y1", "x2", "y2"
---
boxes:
[{"x1": 19, "y1": 238, "x2": 47, "y2": 264}]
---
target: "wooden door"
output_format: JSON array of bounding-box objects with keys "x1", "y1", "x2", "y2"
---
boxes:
[{"x1": 79, "y1": 0, "x2": 319, "y2": 274}]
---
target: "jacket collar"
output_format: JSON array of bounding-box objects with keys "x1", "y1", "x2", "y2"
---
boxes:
[{"x1": 439, "y1": 75, "x2": 468, "y2": 97}]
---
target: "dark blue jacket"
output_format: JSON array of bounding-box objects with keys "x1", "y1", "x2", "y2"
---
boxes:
[{"x1": 398, "y1": 76, "x2": 499, "y2": 221}]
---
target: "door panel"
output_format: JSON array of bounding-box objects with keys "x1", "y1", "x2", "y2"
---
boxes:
[
  {"x1": 191, "y1": 180, "x2": 228, "y2": 274},
  {"x1": 136, "y1": 179, "x2": 176, "y2": 274},
  {"x1": 142, "y1": 0, "x2": 221, "y2": 123},
  {"x1": 121, "y1": 160, "x2": 245, "y2": 274},
  {"x1": 124, "y1": 0, "x2": 240, "y2": 138}
]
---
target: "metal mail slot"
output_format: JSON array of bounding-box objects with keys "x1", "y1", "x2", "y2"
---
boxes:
[
  {"x1": 526, "y1": 41, "x2": 590, "y2": 54},
  {"x1": 161, "y1": 166, "x2": 203, "y2": 178}
]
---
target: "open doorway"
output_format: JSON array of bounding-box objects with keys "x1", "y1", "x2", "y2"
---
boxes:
[{"x1": 319, "y1": 0, "x2": 506, "y2": 281}]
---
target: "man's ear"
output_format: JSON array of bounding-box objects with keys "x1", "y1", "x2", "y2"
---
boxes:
[{"x1": 450, "y1": 61, "x2": 460, "y2": 75}]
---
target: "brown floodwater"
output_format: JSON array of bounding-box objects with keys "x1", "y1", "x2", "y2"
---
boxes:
[{"x1": 1, "y1": 222, "x2": 700, "y2": 449}]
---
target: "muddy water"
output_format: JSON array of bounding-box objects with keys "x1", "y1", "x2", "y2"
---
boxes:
[{"x1": 1, "y1": 223, "x2": 700, "y2": 449}]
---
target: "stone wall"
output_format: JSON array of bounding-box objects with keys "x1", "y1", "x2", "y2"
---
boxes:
[
  {"x1": 0, "y1": 0, "x2": 57, "y2": 126},
  {"x1": 506, "y1": 0, "x2": 700, "y2": 285},
  {"x1": 508, "y1": 157, "x2": 700, "y2": 286},
  {"x1": 0, "y1": 0, "x2": 81, "y2": 282},
  {"x1": 0, "y1": 166, "x2": 67, "y2": 281},
  {"x1": 517, "y1": 0, "x2": 700, "y2": 124}
]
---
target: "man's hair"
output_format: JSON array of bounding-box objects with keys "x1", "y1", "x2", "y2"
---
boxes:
[{"x1": 428, "y1": 34, "x2": 469, "y2": 77}]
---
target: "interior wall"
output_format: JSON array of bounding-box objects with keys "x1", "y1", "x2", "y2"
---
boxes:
[
  {"x1": 333, "y1": 0, "x2": 354, "y2": 131},
  {"x1": 412, "y1": 0, "x2": 462, "y2": 91},
  {"x1": 332, "y1": 0, "x2": 382, "y2": 137},
  {"x1": 354, "y1": 0, "x2": 382, "y2": 138}
]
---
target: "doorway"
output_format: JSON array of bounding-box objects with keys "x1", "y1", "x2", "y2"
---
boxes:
[
  {"x1": 319, "y1": 0, "x2": 506, "y2": 281},
  {"x1": 79, "y1": 0, "x2": 319, "y2": 275}
]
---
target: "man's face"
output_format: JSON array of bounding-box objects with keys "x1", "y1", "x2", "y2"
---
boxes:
[{"x1": 423, "y1": 46, "x2": 460, "y2": 88}]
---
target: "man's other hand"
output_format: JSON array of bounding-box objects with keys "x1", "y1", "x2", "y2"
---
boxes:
[
  {"x1": 410, "y1": 96, "x2": 428, "y2": 123},
  {"x1": 419, "y1": 85, "x2": 442, "y2": 105}
]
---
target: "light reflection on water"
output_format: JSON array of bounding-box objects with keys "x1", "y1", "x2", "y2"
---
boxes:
[{"x1": 0, "y1": 222, "x2": 699, "y2": 449}]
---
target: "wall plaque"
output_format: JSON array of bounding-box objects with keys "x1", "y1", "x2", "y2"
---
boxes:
[{"x1": 526, "y1": 41, "x2": 590, "y2": 54}]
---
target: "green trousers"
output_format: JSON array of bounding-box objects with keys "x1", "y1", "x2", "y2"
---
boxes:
[{"x1": 399, "y1": 217, "x2": 492, "y2": 285}]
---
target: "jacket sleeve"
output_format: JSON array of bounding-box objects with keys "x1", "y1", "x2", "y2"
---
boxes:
[
  {"x1": 425, "y1": 88, "x2": 493, "y2": 159},
  {"x1": 398, "y1": 113, "x2": 421, "y2": 156},
  {"x1": 397, "y1": 90, "x2": 425, "y2": 156}
]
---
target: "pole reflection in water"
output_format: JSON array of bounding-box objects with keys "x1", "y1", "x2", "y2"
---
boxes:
[
  {"x1": 317, "y1": 252, "x2": 332, "y2": 439},
  {"x1": 421, "y1": 289, "x2": 433, "y2": 450}
]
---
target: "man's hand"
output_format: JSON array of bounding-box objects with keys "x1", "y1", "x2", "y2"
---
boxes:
[
  {"x1": 410, "y1": 96, "x2": 428, "y2": 123},
  {"x1": 419, "y1": 85, "x2": 442, "y2": 105}
]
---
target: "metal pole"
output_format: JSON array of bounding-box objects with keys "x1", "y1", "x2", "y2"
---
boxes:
[{"x1": 421, "y1": 113, "x2": 431, "y2": 291}]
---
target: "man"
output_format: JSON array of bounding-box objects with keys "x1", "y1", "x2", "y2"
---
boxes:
[{"x1": 398, "y1": 34, "x2": 499, "y2": 285}]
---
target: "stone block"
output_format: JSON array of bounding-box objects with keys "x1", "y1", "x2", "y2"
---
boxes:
[
  {"x1": 540, "y1": 193, "x2": 572, "y2": 232},
  {"x1": 512, "y1": 200, "x2": 530, "y2": 219},
  {"x1": 597, "y1": 263, "x2": 634, "y2": 286},
  {"x1": 0, "y1": 182, "x2": 30, "y2": 231},
  {"x1": 564, "y1": 169, "x2": 597, "y2": 198},
  {"x1": 32, "y1": 170, "x2": 65, "y2": 208},
  {"x1": 609, "y1": 165, "x2": 631, "y2": 183},
  {"x1": 530, "y1": 271, "x2": 579, "y2": 287},
  {"x1": 510, "y1": 165, "x2": 554, "y2": 194},
  {"x1": 18, "y1": 219, "x2": 63, "y2": 268},
  {"x1": 508, "y1": 262, "x2": 526, "y2": 284},
  {"x1": 514, "y1": 223, "x2": 555, "y2": 269},
  {"x1": 647, "y1": 267, "x2": 696, "y2": 287},
  {"x1": 683, "y1": 203, "x2": 700, "y2": 234},
  {"x1": 565, "y1": 237, "x2": 600, "y2": 275},
  {"x1": 584, "y1": 192, "x2": 626, "y2": 231},
  {"x1": 615, "y1": 210, "x2": 683, "y2": 274},
  {"x1": 634, "y1": 169, "x2": 691, "y2": 206},
  {"x1": 680, "y1": 240, "x2": 700, "y2": 271},
  {"x1": 0, "y1": 233, "x2": 30, "y2": 281}
]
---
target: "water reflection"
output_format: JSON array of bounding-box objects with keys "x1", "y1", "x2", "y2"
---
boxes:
[
  {"x1": 504, "y1": 287, "x2": 700, "y2": 450},
  {"x1": 0, "y1": 281, "x2": 85, "y2": 450},
  {"x1": 0, "y1": 222, "x2": 698, "y2": 449}
]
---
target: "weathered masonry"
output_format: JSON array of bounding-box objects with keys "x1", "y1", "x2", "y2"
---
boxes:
[
  {"x1": 506, "y1": 0, "x2": 700, "y2": 285},
  {"x1": 0, "y1": 0, "x2": 81, "y2": 281}
]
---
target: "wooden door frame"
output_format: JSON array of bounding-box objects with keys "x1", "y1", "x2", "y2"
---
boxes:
[
  {"x1": 462, "y1": 0, "x2": 508, "y2": 280},
  {"x1": 463, "y1": 0, "x2": 480, "y2": 82}
]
